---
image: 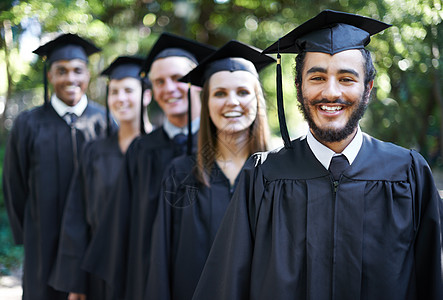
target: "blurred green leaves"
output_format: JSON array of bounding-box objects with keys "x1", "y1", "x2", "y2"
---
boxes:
[{"x1": 0, "y1": 0, "x2": 442, "y2": 157}]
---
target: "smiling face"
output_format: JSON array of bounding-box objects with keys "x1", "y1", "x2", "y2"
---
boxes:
[
  {"x1": 108, "y1": 77, "x2": 142, "y2": 125},
  {"x1": 297, "y1": 50, "x2": 373, "y2": 144},
  {"x1": 149, "y1": 56, "x2": 200, "y2": 127},
  {"x1": 47, "y1": 59, "x2": 90, "y2": 106},
  {"x1": 208, "y1": 70, "x2": 258, "y2": 134}
]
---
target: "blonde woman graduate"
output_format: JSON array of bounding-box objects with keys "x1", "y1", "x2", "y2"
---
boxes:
[
  {"x1": 81, "y1": 33, "x2": 216, "y2": 300},
  {"x1": 145, "y1": 40, "x2": 274, "y2": 300}
]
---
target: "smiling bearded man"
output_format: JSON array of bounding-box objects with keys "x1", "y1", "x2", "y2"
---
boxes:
[
  {"x1": 193, "y1": 10, "x2": 443, "y2": 300},
  {"x1": 295, "y1": 47, "x2": 374, "y2": 144}
]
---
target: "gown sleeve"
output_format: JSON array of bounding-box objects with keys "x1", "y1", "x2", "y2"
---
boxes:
[
  {"x1": 144, "y1": 162, "x2": 176, "y2": 300},
  {"x1": 410, "y1": 150, "x2": 443, "y2": 299},
  {"x1": 2, "y1": 113, "x2": 31, "y2": 244},
  {"x1": 192, "y1": 155, "x2": 265, "y2": 300},
  {"x1": 80, "y1": 140, "x2": 135, "y2": 298},
  {"x1": 48, "y1": 143, "x2": 93, "y2": 294}
]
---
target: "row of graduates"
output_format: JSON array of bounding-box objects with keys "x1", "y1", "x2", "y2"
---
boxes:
[
  {"x1": 4, "y1": 9, "x2": 443, "y2": 300},
  {"x1": 3, "y1": 24, "x2": 276, "y2": 299},
  {"x1": 55, "y1": 35, "x2": 274, "y2": 300}
]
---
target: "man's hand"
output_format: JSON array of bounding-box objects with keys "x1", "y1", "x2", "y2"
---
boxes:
[{"x1": 68, "y1": 292, "x2": 86, "y2": 300}]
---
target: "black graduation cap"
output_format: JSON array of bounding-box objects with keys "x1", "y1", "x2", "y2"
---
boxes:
[
  {"x1": 180, "y1": 40, "x2": 276, "y2": 88},
  {"x1": 33, "y1": 33, "x2": 101, "y2": 105},
  {"x1": 178, "y1": 40, "x2": 274, "y2": 157},
  {"x1": 101, "y1": 56, "x2": 148, "y2": 136},
  {"x1": 142, "y1": 32, "x2": 217, "y2": 73},
  {"x1": 262, "y1": 10, "x2": 391, "y2": 149},
  {"x1": 142, "y1": 32, "x2": 216, "y2": 155},
  {"x1": 101, "y1": 56, "x2": 144, "y2": 80},
  {"x1": 33, "y1": 33, "x2": 100, "y2": 64}
]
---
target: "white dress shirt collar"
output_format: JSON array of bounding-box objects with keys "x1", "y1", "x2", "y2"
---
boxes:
[
  {"x1": 51, "y1": 94, "x2": 88, "y2": 118},
  {"x1": 306, "y1": 126, "x2": 363, "y2": 170},
  {"x1": 163, "y1": 117, "x2": 200, "y2": 139}
]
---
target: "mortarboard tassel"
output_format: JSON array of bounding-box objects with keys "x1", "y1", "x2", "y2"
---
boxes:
[
  {"x1": 186, "y1": 82, "x2": 192, "y2": 155},
  {"x1": 276, "y1": 40, "x2": 292, "y2": 149},
  {"x1": 43, "y1": 57, "x2": 49, "y2": 106},
  {"x1": 140, "y1": 76, "x2": 146, "y2": 135},
  {"x1": 105, "y1": 82, "x2": 111, "y2": 137}
]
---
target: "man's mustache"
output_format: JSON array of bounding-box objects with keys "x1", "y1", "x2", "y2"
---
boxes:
[{"x1": 310, "y1": 98, "x2": 353, "y2": 106}]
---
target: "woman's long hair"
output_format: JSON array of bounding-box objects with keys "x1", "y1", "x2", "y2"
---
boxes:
[{"x1": 195, "y1": 74, "x2": 270, "y2": 186}]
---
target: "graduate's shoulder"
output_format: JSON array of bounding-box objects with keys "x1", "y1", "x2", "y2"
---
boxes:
[
  {"x1": 372, "y1": 133, "x2": 434, "y2": 167},
  {"x1": 163, "y1": 154, "x2": 198, "y2": 185},
  {"x1": 9, "y1": 104, "x2": 51, "y2": 131},
  {"x1": 362, "y1": 133, "x2": 411, "y2": 159},
  {"x1": 250, "y1": 137, "x2": 309, "y2": 166},
  {"x1": 245, "y1": 137, "x2": 321, "y2": 180},
  {"x1": 85, "y1": 100, "x2": 106, "y2": 114},
  {"x1": 169, "y1": 154, "x2": 196, "y2": 172},
  {"x1": 128, "y1": 126, "x2": 170, "y2": 151},
  {"x1": 361, "y1": 133, "x2": 425, "y2": 169},
  {"x1": 82, "y1": 134, "x2": 119, "y2": 156},
  {"x1": 16, "y1": 103, "x2": 47, "y2": 119}
]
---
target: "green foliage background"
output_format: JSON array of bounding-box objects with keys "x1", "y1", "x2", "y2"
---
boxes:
[
  {"x1": 0, "y1": 0, "x2": 442, "y2": 273},
  {"x1": 0, "y1": 145, "x2": 23, "y2": 275}
]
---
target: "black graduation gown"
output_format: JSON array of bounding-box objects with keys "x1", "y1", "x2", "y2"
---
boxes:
[
  {"x1": 145, "y1": 155, "x2": 239, "y2": 300},
  {"x1": 48, "y1": 133, "x2": 122, "y2": 299},
  {"x1": 193, "y1": 134, "x2": 443, "y2": 300},
  {"x1": 82, "y1": 126, "x2": 198, "y2": 300},
  {"x1": 2, "y1": 102, "x2": 108, "y2": 300}
]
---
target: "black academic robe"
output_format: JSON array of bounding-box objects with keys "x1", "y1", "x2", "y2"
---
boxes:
[
  {"x1": 145, "y1": 155, "x2": 238, "y2": 300},
  {"x1": 193, "y1": 134, "x2": 443, "y2": 300},
  {"x1": 2, "y1": 102, "x2": 108, "y2": 300},
  {"x1": 82, "y1": 126, "x2": 198, "y2": 300},
  {"x1": 48, "y1": 133, "x2": 122, "y2": 299}
]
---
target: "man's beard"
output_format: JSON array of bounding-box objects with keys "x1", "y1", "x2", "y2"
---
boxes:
[{"x1": 297, "y1": 88, "x2": 370, "y2": 143}]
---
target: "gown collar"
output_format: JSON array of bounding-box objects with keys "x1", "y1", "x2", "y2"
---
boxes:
[
  {"x1": 163, "y1": 117, "x2": 200, "y2": 139},
  {"x1": 51, "y1": 94, "x2": 88, "y2": 117},
  {"x1": 306, "y1": 126, "x2": 363, "y2": 170}
]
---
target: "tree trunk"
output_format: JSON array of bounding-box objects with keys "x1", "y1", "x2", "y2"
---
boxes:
[{"x1": 0, "y1": 19, "x2": 13, "y2": 140}]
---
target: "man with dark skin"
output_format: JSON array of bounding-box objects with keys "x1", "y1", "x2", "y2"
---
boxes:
[
  {"x1": 193, "y1": 10, "x2": 443, "y2": 300},
  {"x1": 3, "y1": 33, "x2": 109, "y2": 300}
]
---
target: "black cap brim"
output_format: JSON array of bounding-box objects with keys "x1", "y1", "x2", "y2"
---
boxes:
[
  {"x1": 33, "y1": 33, "x2": 100, "y2": 63},
  {"x1": 142, "y1": 32, "x2": 216, "y2": 73},
  {"x1": 263, "y1": 9, "x2": 391, "y2": 55},
  {"x1": 101, "y1": 56, "x2": 145, "y2": 80},
  {"x1": 180, "y1": 40, "x2": 275, "y2": 87}
]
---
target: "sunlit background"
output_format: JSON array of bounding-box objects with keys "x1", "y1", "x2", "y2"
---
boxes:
[
  {"x1": 1, "y1": 0, "x2": 441, "y2": 161},
  {"x1": 0, "y1": 0, "x2": 442, "y2": 284}
]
